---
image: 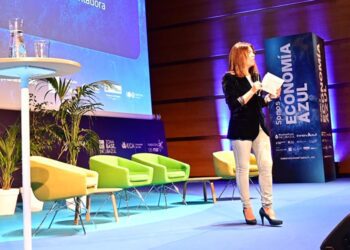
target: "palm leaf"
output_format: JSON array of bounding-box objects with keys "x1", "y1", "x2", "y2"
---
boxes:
[{"x1": 40, "y1": 77, "x2": 73, "y2": 104}]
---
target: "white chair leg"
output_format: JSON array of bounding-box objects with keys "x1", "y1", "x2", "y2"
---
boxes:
[
  {"x1": 133, "y1": 187, "x2": 149, "y2": 210},
  {"x1": 74, "y1": 197, "x2": 86, "y2": 235},
  {"x1": 231, "y1": 181, "x2": 237, "y2": 199},
  {"x1": 157, "y1": 185, "x2": 164, "y2": 207},
  {"x1": 34, "y1": 198, "x2": 87, "y2": 236},
  {"x1": 34, "y1": 201, "x2": 58, "y2": 235}
]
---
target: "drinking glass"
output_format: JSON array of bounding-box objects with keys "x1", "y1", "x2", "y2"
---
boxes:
[{"x1": 34, "y1": 40, "x2": 50, "y2": 58}]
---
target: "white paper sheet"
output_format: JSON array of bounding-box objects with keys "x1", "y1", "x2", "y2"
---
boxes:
[{"x1": 261, "y1": 72, "x2": 284, "y2": 95}]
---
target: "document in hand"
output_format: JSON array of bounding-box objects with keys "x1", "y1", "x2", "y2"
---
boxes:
[{"x1": 261, "y1": 72, "x2": 284, "y2": 95}]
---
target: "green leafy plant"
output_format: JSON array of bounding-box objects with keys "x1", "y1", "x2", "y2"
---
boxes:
[
  {"x1": 0, "y1": 122, "x2": 21, "y2": 189},
  {"x1": 41, "y1": 78, "x2": 113, "y2": 165}
]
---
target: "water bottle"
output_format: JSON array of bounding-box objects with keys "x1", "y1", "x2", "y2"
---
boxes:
[{"x1": 9, "y1": 18, "x2": 27, "y2": 58}]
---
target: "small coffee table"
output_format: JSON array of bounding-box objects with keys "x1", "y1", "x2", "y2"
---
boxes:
[
  {"x1": 86, "y1": 188, "x2": 123, "y2": 223},
  {"x1": 183, "y1": 177, "x2": 222, "y2": 203}
]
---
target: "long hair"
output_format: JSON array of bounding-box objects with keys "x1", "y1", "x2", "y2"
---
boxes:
[{"x1": 228, "y1": 42, "x2": 259, "y2": 80}]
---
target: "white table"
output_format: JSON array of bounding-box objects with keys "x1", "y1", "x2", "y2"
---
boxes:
[{"x1": 0, "y1": 57, "x2": 80, "y2": 250}]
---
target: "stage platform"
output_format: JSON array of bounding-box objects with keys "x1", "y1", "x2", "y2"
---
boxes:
[{"x1": 1, "y1": 178, "x2": 349, "y2": 250}]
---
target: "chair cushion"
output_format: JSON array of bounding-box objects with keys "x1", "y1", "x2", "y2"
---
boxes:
[
  {"x1": 130, "y1": 174, "x2": 150, "y2": 182},
  {"x1": 167, "y1": 171, "x2": 186, "y2": 179}
]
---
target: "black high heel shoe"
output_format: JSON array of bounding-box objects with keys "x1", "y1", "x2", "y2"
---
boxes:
[
  {"x1": 259, "y1": 207, "x2": 283, "y2": 226},
  {"x1": 243, "y1": 208, "x2": 257, "y2": 225}
]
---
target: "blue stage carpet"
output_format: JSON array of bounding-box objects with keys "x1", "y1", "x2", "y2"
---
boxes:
[{"x1": 0, "y1": 178, "x2": 349, "y2": 250}]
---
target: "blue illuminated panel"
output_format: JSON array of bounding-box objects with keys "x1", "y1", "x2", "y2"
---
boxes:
[{"x1": 265, "y1": 32, "x2": 335, "y2": 182}]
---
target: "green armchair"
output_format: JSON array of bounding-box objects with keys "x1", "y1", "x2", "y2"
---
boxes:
[
  {"x1": 89, "y1": 155, "x2": 153, "y2": 209},
  {"x1": 131, "y1": 153, "x2": 190, "y2": 207}
]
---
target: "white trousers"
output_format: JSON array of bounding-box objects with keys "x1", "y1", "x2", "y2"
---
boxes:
[{"x1": 231, "y1": 127, "x2": 273, "y2": 209}]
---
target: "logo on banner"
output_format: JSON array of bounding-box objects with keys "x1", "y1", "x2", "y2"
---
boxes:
[
  {"x1": 99, "y1": 139, "x2": 116, "y2": 154},
  {"x1": 147, "y1": 139, "x2": 164, "y2": 153},
  {"x1": 121, "y1": 141, "x2": 143, "y2": 149},
  {"x1": 126, "y1": 91, "x2": 143, "y2": 99},
  {"x1": 105, "y1": 83, "x2": 122, "y2": 95}
]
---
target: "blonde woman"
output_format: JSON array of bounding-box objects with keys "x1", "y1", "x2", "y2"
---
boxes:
[{"x1": 222, "y1": 42, "x2": 282, "y2": 226}]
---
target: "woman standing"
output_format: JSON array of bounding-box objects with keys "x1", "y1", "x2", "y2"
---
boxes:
[{"x1": 222, "y1": 42, "x2": 283, "y2": 226}]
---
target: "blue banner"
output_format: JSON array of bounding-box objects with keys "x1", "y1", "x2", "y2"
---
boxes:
[
  {"x1": 78, "y1": 116, "x2": 168, "y2": 167},
  {"x1": 264, "y1": 32, "x2": 335, "y2": 182}
]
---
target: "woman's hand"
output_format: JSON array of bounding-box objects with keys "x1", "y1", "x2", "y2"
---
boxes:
[
  {"x1": 269, "y1": 87, "x2": 281, "y2": 99},
  {"x1": 251, "y1": 81, "x2": 262, "y2": 94}
]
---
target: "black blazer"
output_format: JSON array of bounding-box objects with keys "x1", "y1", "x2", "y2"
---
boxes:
[{"x1": 222, "y1": 73, "x2": 269, "y2": 140}]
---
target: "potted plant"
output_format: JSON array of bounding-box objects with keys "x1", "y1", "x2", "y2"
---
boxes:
[
  {"x1": 40, "y1": 78, "x2": 112, "y2": 214},
  {"x1": 0, "y1": 122, "x2": 21, "y2": 215}
]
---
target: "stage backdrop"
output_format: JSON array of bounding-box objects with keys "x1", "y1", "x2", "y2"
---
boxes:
[{"x1": 265, "y1": 32, "x2": 335, "y2": 183}]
